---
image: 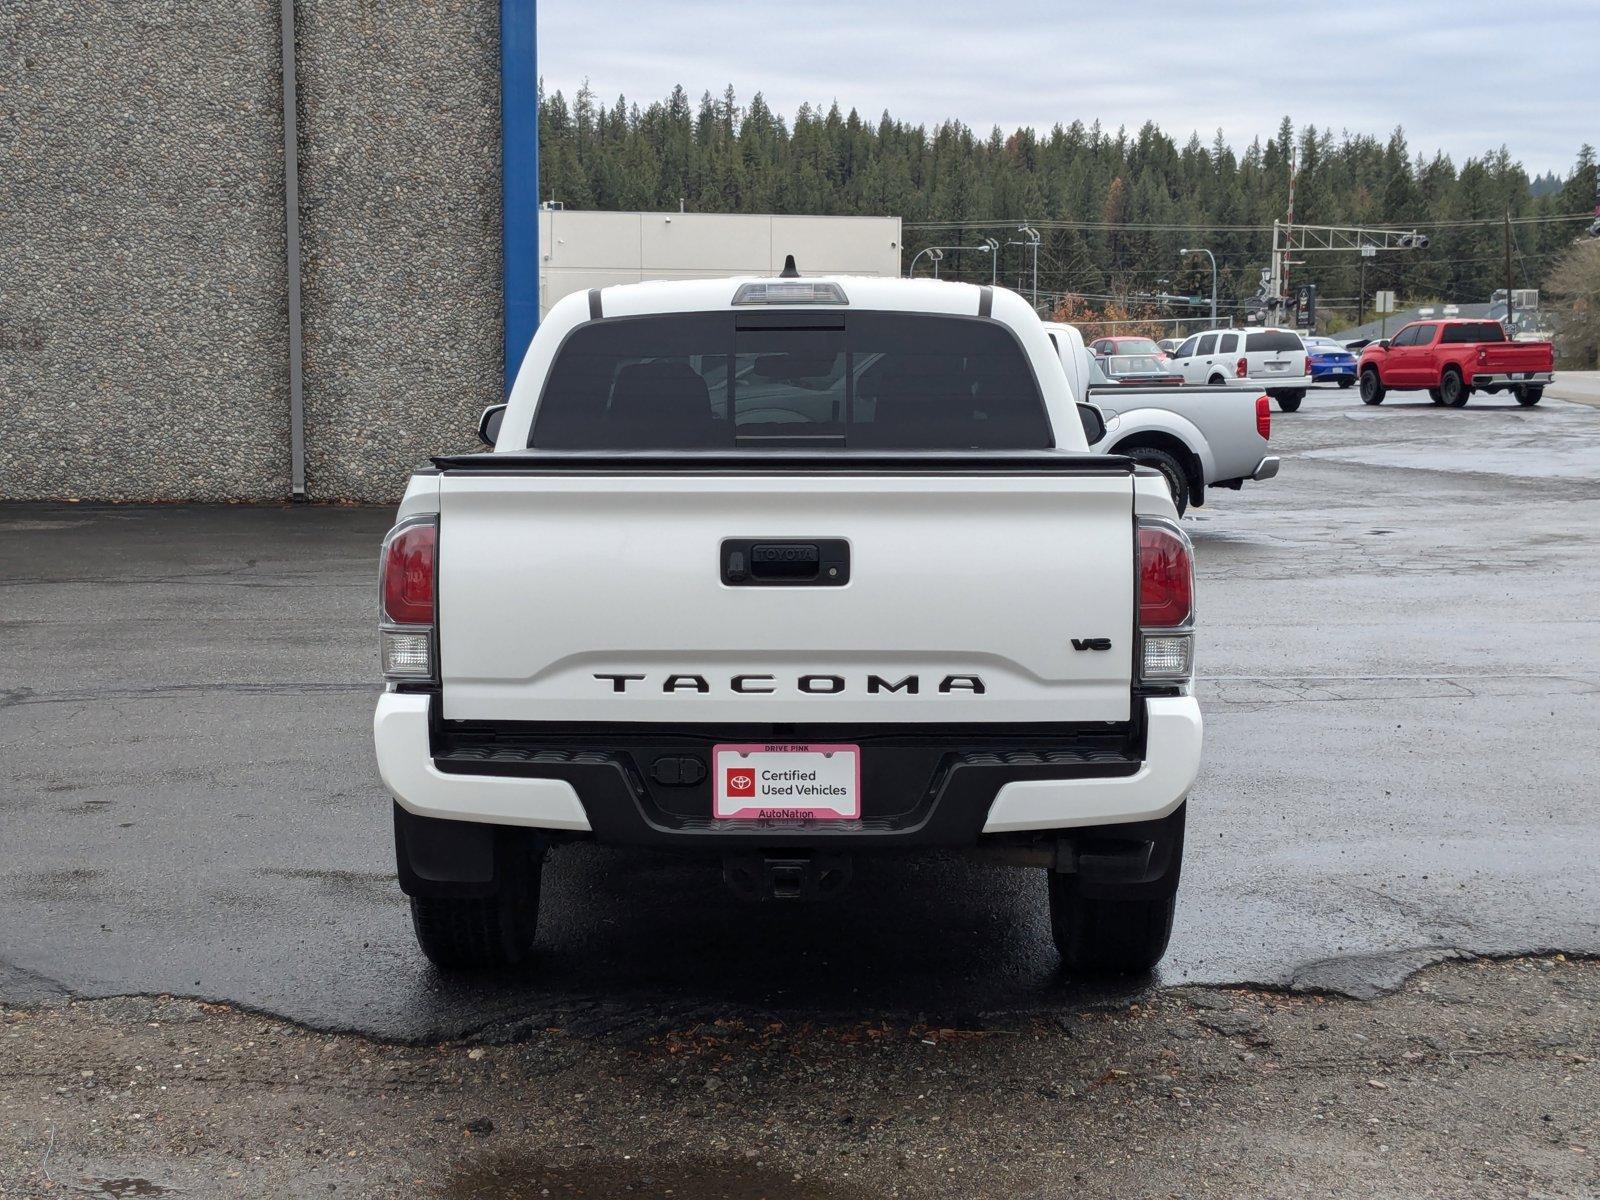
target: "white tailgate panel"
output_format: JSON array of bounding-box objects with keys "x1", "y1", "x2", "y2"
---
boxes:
[{"x1": 438, "y1": 473, "x2": 1133, "y2": 724}]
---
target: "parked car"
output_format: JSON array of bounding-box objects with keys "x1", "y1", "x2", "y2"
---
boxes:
[
  {"x1": 1090, "y1": 335, "x2": 1170, "y2": 361},
  {"x1": 1303, "y1": 336, "x2": 1357, "y2": 388},
  {"x1": 1357, "y1": 318, "x2": 1555, "y2": 407},
  {"x1": 1168, "y1": 327, "x2": 1311, "y2": 411},
  {"x1": 1156, "y1": 338, "x2": 1183, "y2": 357},
  {"x1": 1094, "y1": 353, "x2": 1183, "y2": 387},
  {"x1": 1047, "y1": 321, "x2": 1279, "y2": 517},
  {"x1": 376, "y1": 277, "x2": 1202, "y2": 977}
]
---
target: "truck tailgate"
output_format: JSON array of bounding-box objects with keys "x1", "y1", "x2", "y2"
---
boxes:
[
  {"x1": 1479, "y1": 342, "x2": 1553, "y2": 372},
  {"x1": 434, "y1": 456, "x2": 1136, "y2": 726}
]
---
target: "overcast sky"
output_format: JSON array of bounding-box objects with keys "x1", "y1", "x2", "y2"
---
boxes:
[{"x1": 538, "y1": 0, "x2": 1598, "y2": 178}]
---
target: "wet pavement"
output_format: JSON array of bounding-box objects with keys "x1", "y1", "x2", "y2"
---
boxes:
[{"x1": 1, "y1": 386, "x2": 1597, "y2": 1041}]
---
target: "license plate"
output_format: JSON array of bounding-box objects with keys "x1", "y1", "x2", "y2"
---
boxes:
[
  {"x1": 1513, "y1": 372, "x2": 1531, "y2": 380},
  {"x1": 1265, "y1": 361, "x2": 1288, "y2": 371},
  {"x1": 713, "y1": 743, "x2": 860, "y2": 820}
]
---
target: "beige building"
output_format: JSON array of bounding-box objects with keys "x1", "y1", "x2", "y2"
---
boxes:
[{"x1": 537, "y1": 210, "x2": 903, "y2": 316}]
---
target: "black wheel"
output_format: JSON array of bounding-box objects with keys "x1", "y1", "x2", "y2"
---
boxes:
[
  {"x1": 1337, "y1": 376, "x2": 1355, "y2": 388},
  {"x1": 1050, "y1": 881, "x2": 1178, "y2": 976},
  {"x1": 1208, "y1": 374, "x2": 1227, "y2": 386},
  {"x1": 1125, "y1": 446, "x2": 1189, "y2": 516},
  {"x1": 1359, "y1": 370, "x2": 1386, "y2": 405},
  {"x1": 1275, "y1": 390, "x2": 1304, "y2": 413},
  {"x1": 1428, "y1": 388, "x2": 1445, "y2": 405},
  {"x1": 1514, "y1": 385, "x2": 1543, "y2": 406},
  {"x1": 410, "y1": 850, "x2": 544, "y2": 971},
  {"x1": 1441, "y1": 368, "x2": 1469, "y2": 407}
]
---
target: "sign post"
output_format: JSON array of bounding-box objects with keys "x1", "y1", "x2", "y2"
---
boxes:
[{"x1": 1374, "y1": 290, "x2": 1397, "y2": 338}]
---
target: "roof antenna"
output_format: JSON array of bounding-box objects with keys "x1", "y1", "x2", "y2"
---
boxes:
[{"x1": 778, "y1": 254, "x2": 800, "y2": 278}]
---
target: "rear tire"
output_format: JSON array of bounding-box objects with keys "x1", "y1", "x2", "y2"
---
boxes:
[
  {"x1": 1208, "y1": 374, "x2": 1227, "y2": 386},
  {"x1": 1337, "y1": 376, "x2": 1355, "y2": 388},
  {"x1": 410, "y1": 851, "x2": 543, "y2": 971},
  {"x1": 1441, "y1": 367, "x2": 1469, "y2": 407},
  {"x1": 1514, "y1": 385, "x2": 1543, "y2": 406},
  {"x1": 1050, "y1": 881, "x2": 1178, "y2": 976},
  {"x1": 1274, "y1": 390, "x2": 1304, "y2": 413},
  {"x1": 1360, "y1": 369, "x2": 1386, "y2": 405},
  {"x1": 1125, "y1": 446, "x2": 1189, "y2": 517}
]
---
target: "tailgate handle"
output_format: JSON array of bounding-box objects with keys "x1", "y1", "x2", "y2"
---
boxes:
[{"x1": 722, "y1": 539, "x2": 850, "y2": 587}]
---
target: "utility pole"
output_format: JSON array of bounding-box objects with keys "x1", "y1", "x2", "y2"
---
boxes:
[
  {"x1": 1283, "y1": 145, "x2": 1298, "y2": 318},
  {"x1": 1358, "y1": 243, "x2": 1375, "y2": 328},
  {"x1": 1500, "y1": 212, "x2": 1514, "y2": 330}
]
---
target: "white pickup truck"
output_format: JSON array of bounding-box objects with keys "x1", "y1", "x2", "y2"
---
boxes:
[
  {"x1": 374, "y1": 275, "x2": 1202, "y2": 977},
  {"x1": 1045, "y1": 322, "x2": 1279, "y2": 516}
]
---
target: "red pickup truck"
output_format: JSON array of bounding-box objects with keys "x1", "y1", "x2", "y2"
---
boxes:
[{"x1": 1357, "y1": 319, "x2": 1554, "y2": 407}]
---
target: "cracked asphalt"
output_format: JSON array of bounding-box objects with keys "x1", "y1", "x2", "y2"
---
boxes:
[{"x1": 1, "y1": 385, "x2": 1597, "y2": 1042}]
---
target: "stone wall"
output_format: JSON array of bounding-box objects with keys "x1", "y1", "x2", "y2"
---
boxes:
[{"x1": 0, "y1": 1, "x2": 502, "y2": 503}]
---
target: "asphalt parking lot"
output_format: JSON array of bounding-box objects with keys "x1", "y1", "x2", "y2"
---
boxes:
[
  {"x1": 3, "y1": 383, "x2": 1600, "y2": 1195},
  {"x1": 2, "y1": 384, "x2": 1599, "y2": 1042}
]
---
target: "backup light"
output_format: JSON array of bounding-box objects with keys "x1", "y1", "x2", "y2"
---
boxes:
[
  {"x1": 1141, "y1": 635, "x2": 1193, "y2": 680},
  {"x1": 732, "y1": 280, "x2": 849, "y2": 306},
  {"x1": 382, "y1": 631, "x2": 433, "y2": 678}
]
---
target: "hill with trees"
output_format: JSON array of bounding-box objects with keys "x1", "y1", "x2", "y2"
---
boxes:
[{"x1": 537, "y1": 83, "x2": 1598, "y2": 329}]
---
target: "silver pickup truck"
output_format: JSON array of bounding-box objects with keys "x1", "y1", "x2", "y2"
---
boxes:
[{"x1": 1045, "y1": 322, "x2": 1280, "y2": 515}]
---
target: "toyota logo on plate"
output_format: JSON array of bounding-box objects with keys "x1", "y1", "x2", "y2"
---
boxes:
[{"x1": 726, "y1": 768, "x2": 755, "y2": 795}]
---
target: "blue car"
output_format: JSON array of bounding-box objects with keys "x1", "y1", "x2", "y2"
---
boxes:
[{"x1": 1304, "y1": 336, "x2": 1357, "y2": 387}]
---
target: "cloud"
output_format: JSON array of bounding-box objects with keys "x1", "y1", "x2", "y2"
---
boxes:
[{"x1": 537, "y1": 0, "x2": 1598, "y2": 175}]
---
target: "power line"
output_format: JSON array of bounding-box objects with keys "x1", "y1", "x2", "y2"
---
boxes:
[{"x1": 904, "y1": 212, "x2": 1596, "y2": 233}]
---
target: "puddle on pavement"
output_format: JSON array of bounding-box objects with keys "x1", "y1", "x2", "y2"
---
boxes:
[
  {"x1": 442, "y1": 1153, "x2": 869, "y2": 1200},
  {"x1": 90, "y1": 1181, "x2": 168, "y2": 1198}
]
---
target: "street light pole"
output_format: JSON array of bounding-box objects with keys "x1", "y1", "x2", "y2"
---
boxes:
[
  {"x1": 907, "y1": 246, "x2": 945, "y2": 278},
  {"x1": 1180, "y1": 247, "x2": 1217, "y2": 323}
]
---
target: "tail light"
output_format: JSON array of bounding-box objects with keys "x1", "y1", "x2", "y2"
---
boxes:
[
  {"x1": 1477, "y1": 346, "x2": 1489, "y2": 365},
  {"x1": 1235, "y1": 356, "x2": 1248, "y2": 378},
  {"x1": 1256, "y1": 395, "x2": 1271, "y2": 440},
  {"x1": 1302, "y1": 355, "x2": 1309, "y2": 375},
  {"x1": 379, "y1": 517, "x2": 437, "y2": 680},
  {"x1": 1137, "y1": 519, "x2": 1194, "y2": 682}
]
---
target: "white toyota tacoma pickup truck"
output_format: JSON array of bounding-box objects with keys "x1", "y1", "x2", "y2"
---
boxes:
[{"x1": 374, "y1": 274, "x2": 1202, "y2": 977}]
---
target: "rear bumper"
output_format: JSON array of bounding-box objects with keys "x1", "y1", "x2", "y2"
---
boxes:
[
  {"x1": 1310, "y1": 363, "x2": 1355, "y2": 379},
  {"x1": 1261, "y1": 375, "x2": 1312, "y2": 393},
  {"x1": 1472, "y1": 371, "x2": 1553, "y2": 387},
  {"x1": 373, "y1": 692, "x2": 1202, "y2": 844}
]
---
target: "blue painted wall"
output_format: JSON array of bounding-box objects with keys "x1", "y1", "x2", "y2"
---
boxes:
[{"x1": 501, "y1": 0, "x2": 538, "y2": 395}]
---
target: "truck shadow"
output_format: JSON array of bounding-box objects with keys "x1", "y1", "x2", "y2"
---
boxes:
[
  {"x1": 412, "y1": 845, "x2": 1156, "y2": 1042},
  {"x1": 441, "y1": 1152, "x2": 873, "y2": 1200}
]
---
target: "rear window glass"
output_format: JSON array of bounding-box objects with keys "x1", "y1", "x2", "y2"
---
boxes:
[
  {"x1": 529, "y1": 313, "x2": 1052, "y2": 450},
  {"x1": 1440, "y1": 322, "x2": 1507, "y2": 344},
  {"x1": 1245, "y1": 331, "x2": 1304, "y2": 352},
  {"x1": 1111, "y1": 338, "x2": 1160, "y2": 355}
]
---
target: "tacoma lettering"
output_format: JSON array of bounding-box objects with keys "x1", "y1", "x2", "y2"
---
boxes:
[{"x1": 592, "y1": 673, "x2": 985, "y2": 695}]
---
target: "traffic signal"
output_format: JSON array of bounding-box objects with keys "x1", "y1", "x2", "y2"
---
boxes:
[{"x1": 1396, "y1": 232, "x2": 1430, "y2": 250}]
